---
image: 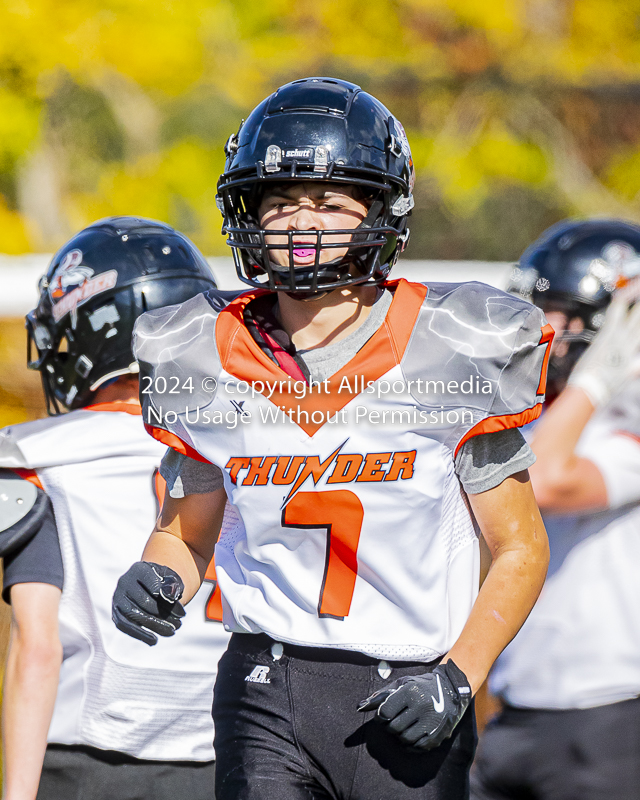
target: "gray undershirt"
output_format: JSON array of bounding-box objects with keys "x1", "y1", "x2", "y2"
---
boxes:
[
  {"x1": 297, "y1": 289, "x2": 393, "y2": 385},
  {"x1": 160, "y1": 290, "x2": 534, "y2": 497}
]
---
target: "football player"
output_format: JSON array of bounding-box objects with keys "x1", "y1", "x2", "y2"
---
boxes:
[
  {"x1": 0, "y1": 217, "x2": 230, "y2": 800},
  {"x1": 113, "y1": 78, "x2": 550, "y2": 800},
  {"x1": 471, "y1": 220, "x2": 640, "y2": 800}
]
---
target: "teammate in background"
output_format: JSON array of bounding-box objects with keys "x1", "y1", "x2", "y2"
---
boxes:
[
  {"x1": 0, "y1": 217, "x2": 230, "y2": 800},
  {"x1": 471, "y1": 220, "x2": 640, "y2": 800},
  {"x1": 114, "y1": 78, "x2": 550, "y2": 800}
]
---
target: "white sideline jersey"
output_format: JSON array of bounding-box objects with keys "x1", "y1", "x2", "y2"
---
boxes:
[
  {"x1": 134, "y1": 280, "x2": 551, "y2": 661},
  {"x1": 491, "y1": 381, "x2": 640, "y2": 709},
  {"x1": 0, "y1": 404, "x2": 230, "y2": 761}
]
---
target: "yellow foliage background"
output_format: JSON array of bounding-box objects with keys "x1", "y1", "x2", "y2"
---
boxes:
[{"x1": 1, "y1": 0, "x2": 640, "y2": 260}]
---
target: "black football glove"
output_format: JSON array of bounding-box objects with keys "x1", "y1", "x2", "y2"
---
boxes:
[
  {"x1": 357, "y1": 660, "x2": 471, "y2": 750},
  {"x1": 112, "y1": 561, "x2": 185, "y2": 646}
]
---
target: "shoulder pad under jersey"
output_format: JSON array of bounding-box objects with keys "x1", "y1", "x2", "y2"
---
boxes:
[
  {"x1": 134, "y1": 290, "x2": 246, "y2": 430},
  {"x1": 401, "y1": 281, "x2": 553, "y2": 451},
  {"x1": 0, "y1": 410, "x2": 162, "y2": 469},
  {"x1": 0, "y1": 473, "x2": 49, "y2": 556}
]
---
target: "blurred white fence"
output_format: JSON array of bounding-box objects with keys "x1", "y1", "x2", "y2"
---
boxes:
[{"x1": 0, "y1": 256, "x2": 514, "y2": 316}]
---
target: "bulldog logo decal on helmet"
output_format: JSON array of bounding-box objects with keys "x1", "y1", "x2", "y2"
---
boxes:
[
  {"x1": 49, "y1": 249, "x2": 118, "y2": 324},
  {"x1": 49, "y1": 250, "x2": 91, "y2": 299}
]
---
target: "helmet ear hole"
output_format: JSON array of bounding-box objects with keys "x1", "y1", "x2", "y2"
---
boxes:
[
  {"x1": 379, "y1": 233, "x2": 398, "y2": 265},
  {"x1": 58, "y1": 335, "x2": 70, "y2": 354}
]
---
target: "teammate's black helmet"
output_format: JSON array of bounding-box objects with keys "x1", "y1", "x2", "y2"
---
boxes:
[
  {"x1": 27, "y1": 216, "x2": 217, "y2": 414},
  {"x1": 216, "y1": 77, "x2": 415, "y2": 292},
  {"x1": 508, "y1": 218, "x2": 640, "y2": 396}
]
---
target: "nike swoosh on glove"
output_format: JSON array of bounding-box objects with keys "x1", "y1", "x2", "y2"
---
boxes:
[
  {"x1": 357, "y1": 660, "x2": 472, "y2": 750},
  {"x1": 112, "y1": 561, "x2": 185, "y2": 646}
]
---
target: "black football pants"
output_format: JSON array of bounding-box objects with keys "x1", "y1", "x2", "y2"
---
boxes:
[
  {"x1": 213, "y1": 633, "x2": 476, "y2": 800},
  {"x1": 470, "y1": 699, "x2": 640, "y2": 800},
  {"x1": 36, "y1": 744, "x2": 216, "y2": 800}
]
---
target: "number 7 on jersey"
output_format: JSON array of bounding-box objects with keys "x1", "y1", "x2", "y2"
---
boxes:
[{"x1": 282, "y1": 490, "x2": 364, "y2": 620}]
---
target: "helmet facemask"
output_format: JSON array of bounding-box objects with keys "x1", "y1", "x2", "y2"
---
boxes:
[
  {"x1": 220, "y1": 182, "x2": 407, "y2": 293},
  {"x1": 533, "y1": 296, "x2": 600, "y2": 399}
]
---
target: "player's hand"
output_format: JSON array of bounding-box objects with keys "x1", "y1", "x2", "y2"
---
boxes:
[
  {"x1": 357, "y1": 660, "x2": 471, "y2": 750},
  {"x1": 568, "y1": 279, "x2": 640, "y2": 407},
  {"x1": 112, "y1": 561, "x2": 185, "y2": 646}
]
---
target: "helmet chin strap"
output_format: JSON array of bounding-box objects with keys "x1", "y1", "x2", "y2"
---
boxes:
[
  {"x1": 89, "y1": 361, "x2": 140, "y2": 392},
  {"x1": 286, "y1": 290, "x2": 332, "y2": 302},
  {"x1": 356, "y1": 197, "x2": 385, "y2": 231},
  {"x1": 271, "y1": 250, "x2": 372, "y2": 294}
]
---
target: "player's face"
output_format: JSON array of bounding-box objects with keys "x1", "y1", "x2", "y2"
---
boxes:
[
  {"x1": 544, "y1": 310, "x2": 584, "y2": 359},
  {"x1": 257, "y1": 183, "x2": 369, "y2": 269}
]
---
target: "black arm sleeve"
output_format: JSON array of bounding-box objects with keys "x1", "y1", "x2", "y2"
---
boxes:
[{"x1": 2, "y1": 494, "x2": 64, "y2": 604}]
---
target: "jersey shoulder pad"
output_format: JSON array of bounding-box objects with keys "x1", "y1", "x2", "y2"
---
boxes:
[
  {"x1": 0, "y1": 418, "x2": 62, "y2": 469},
  {"x1": 133, "y1": 289, "x2": 247, "y2": 361},
  {"x1": 0, "y1": 472, "x2": 49, "y2": 557},
  {"x1": 0, "y1": 425, "x2": 30, "y2": 469},
  {"x1": 1, "y1": 411, "x2": 160, "y2": 469},
  {"x1": 404, "y1": 281, "x2": 552, "y2": 449},
  {"x1": 424, "y1": 279, "x2": 538, "y2": 320},
  {"x1": 134, "y1": 290, "x2": 236, "y2": 429}
]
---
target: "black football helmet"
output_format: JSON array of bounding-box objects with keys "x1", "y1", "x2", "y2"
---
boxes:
[
  {"x1": 216, "y1": 77, "x2": 415, "y2": 293},
  {"x1": 508, "y1": 218, "x2": 640, "y2": 396},
  {"x1": 27, "y1": 216, "x2": 216, "y2": 414}
]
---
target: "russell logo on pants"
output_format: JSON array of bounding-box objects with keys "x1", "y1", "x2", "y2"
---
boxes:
[{"x1": 245, "y1": 666, "x2": 271, "y2": 684}]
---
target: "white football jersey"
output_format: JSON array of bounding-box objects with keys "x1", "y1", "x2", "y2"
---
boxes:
[
  {"x1": 0, "y1": 403, "x2": 230, "y2": 760},
  {"x1": 491, "y1": 381, "x2": 640, "y2": 709},
  {"x1": 135, "y1": 280, "x2": 550, "y2": 661}
]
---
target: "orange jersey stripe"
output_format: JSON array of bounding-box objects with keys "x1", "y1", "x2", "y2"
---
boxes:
[
  {"x1": 144, "y1": 424, "x2": 212, "y2": 464},
  {"x1": 84, "y1": 400, "x2": 142, "y2": 416}
]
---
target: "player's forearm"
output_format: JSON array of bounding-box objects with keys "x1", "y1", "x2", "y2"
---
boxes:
[
  {"x1": 451, "y1": 473, "x2": 550, "y2": 694},
  {"x1": 143, "y1": 488, "x2": 226, "y2": 603},
  {"x1": 445, "y1": 538, "x2": 548, "y2": 695},
  {"x1": 529, "y1": 387, "x2": 607, "y2": 510},
  {"x1": 142, "y1": 529, "x2": 207, "y2": 604},
  {"x1": 530, "y1": 386, "x2": 593, "y2": 476},
  {"x1": 3, "y1": 626, "x2": 62, "y2": 800}
]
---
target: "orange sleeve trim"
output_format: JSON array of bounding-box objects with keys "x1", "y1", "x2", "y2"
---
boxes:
[
  {"x1": 454, "y1": 403, "x2": 543, "y2": 458},
  {"x1": 84, "y1": 401, "x2": 142, "y2": 416},
  {"x1": 143, "y1": 425, "x2": 212, "y2": 464},
  {"x1": 12, "y1": 468, "x2": 44, "y2": 491}
]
